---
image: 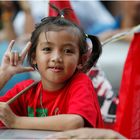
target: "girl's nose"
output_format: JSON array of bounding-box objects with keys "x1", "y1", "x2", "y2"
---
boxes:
[{"x1": 51, "y1": 52, "x2": 62, "y2": 63}]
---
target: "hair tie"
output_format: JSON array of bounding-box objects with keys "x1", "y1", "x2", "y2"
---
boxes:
[
  {"x1": 85, "y1": 34, "x2": 88, "y2": 38},
  {"x1": 61, "y1": 15, "x2": 64, "y2": 18}
]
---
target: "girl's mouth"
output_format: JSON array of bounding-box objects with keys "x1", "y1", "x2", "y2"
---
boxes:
[{"x1": 49, "y1": 66, "x2": 64, "y2": 72}]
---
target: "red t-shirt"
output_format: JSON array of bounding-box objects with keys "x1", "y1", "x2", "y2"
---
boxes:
[{"x1": 0, "y1": 72, "x2": 103, "y2": 128}]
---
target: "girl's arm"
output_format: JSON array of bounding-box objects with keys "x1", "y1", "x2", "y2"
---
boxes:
[
  {"x1": 14, "y1": 114, "x2": 84, "y2": 131},
  {"x1": 0, "y1": 67, "x2": 13, "y2": 90},
  {"x1": 0, "y1": 102, "x2": 84, "y2": 130},
  {"x1": 0, "y1": 40, "x2": 34, "y2": 90}
]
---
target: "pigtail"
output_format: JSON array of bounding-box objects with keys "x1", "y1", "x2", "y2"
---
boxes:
[
  {"x1": 49, "y1": 2, "x2": 61, "y2": 16},
  {"x1": 49, "y1": 2, "x2": 73, "y2": 18},
  {"x1": 82, "y1": 34, "x2": 102, "y2": 73}
]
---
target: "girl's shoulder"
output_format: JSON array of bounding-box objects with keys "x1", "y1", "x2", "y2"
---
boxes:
[
  {"x1": 1, "y1": 80, "x2": 41, "y2": 102},
  {"x1": 13, "y1": 79, "x2": 35, "y2": 88},
  {"x1": 72, "y1": 72, "x2": 91, "y2": 82},
  {"x1": 9, "y1": 79, "x2": 40, "y2": 94},
  {"x1": 69, "y1": 72, "x2": 92, "y2": 87}
]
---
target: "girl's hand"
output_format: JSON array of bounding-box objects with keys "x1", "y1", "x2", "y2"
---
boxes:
[
  {"x1": 1, "y1": 40, "x2": 34, "y2": 77},
  {"x1": 0, "y1": 102, "x2": 17, "y2": 128}
]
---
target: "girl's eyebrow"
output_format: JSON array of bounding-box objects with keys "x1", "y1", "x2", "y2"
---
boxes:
[
  {"x1": 39, "y1": 41, "x2": 51, "y2": 46},
  {"x1": 63, "y1": 43, "x2": 77, "y2": 48},
  {"x1": 39, "y1": 41, "x2": 77, "y2": 47}
]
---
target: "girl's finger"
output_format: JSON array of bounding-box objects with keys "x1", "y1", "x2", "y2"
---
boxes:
[
  {"x1": 5, "y1": 40, "x2": 15, "y2": 54},
  {"x1": 20, "y1": 42, "x2": 31, "y2": 60},
  {"x1": 10, "y1": 51, "x2": 15, "y2": 66},
  {"x1": 22, "y1": 67, "x2": 34, "y2": 72},
  {"x1": 13, "y1": 51, "x2": 20, "y2": 66},
  {"x1": 10, "y1": 51, "x2": 20, "y2": 66}
]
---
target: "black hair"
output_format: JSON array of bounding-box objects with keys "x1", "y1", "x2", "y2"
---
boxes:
[{"x1": 27, "y1": 3, "x2": 102, "y2": 73}]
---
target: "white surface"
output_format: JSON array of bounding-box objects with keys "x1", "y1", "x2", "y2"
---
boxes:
[{"x1": 0, "y1": 129, "x2": 56, "y2": 139}]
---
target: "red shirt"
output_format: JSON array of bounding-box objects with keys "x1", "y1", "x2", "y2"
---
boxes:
[{"x1": 0, "y1": 72, "x2": 103, "y2": 128}]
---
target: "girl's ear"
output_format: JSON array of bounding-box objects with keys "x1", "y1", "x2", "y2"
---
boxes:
[
  {"x1": 77, "y1": 54, "x2": 89, "y2": 70},
  {"x1": 31, "y1": 53, "x2": 38, "y2": 70},
  {"x1": 77, "y1": 46, "x2": 92, "y2": 71},
  {"x1": 77, "y1": 63, "x2": 83, "y2": 70},
  {"x1": 77, "y1": 57, "x2": 82, "y2": 70},
  {"x1": 31, "y1": 52, "x2": 36, "y2": 65}
]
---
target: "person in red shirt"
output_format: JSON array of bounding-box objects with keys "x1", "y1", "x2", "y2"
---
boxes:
[{"x1": 0, "y1": 4, "x2": 103, "y2": 131}]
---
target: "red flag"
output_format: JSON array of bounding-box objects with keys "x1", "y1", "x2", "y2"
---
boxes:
[
  {"x1": 115, "y1": 33, "x2": 140, "y2": 139},
  {"x1": 49, "y1": 0, "x2": 80, "y2": 24}
]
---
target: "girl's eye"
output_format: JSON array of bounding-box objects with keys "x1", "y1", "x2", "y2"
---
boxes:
[
  {"x1": 64, "y1": 48, "x2": 73, "y2": 54},
  {"x1": 42, "y1": 47, "x2": 51, "y2": 52}
]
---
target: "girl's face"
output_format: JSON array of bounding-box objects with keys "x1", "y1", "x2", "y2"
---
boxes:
[{"x1": 33, "y1": 28, "x2": 80, "y2": 91}]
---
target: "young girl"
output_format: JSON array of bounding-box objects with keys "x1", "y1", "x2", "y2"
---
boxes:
[{"x1": 0, "y1": 4, "x2": 103, "y2": 130}]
